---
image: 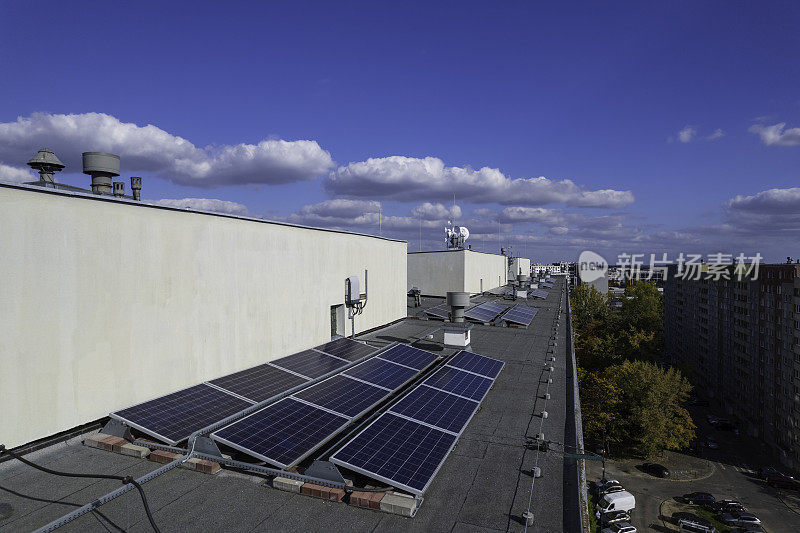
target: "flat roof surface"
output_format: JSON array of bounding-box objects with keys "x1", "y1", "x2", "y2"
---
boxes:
[{"x1": 1, "y1": 279, "x2": 576, "y2": 532}]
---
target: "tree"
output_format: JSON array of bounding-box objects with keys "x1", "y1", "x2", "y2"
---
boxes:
[
  {"x1": 578, "y1": 367, "x2": 623, "y2": 452},
  {"x1": 570, "y1": 284, "x2": 609, "y2": 332},
  {"x1": 608, "y1": 360, "x2": 695, "y2": 458}
]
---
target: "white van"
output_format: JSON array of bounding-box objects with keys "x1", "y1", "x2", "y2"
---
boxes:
[{"x1": 599, "y1": 491, "x2": 635, "y2": 514}]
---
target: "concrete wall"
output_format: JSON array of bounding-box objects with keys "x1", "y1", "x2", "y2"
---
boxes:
[
  {"x1": 408, "y1": 249, "x2": 507, "y2": 297},
  {"x1": 510, "y1": 257, "x2": 531, "y2": 278},
  {"x1": 0, "y1": 184, "x2": 407, "y2": 448}
]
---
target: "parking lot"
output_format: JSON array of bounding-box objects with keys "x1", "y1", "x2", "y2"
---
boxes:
[{"x1": 587, "y1": 408, "x2": 800, "y2": 532}]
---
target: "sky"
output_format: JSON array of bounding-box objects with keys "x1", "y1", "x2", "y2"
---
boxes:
[{"x1": 1, "y1": 0, "x2": 799, "y2": 264}]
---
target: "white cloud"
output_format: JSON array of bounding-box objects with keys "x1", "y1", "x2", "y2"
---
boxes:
[
  {"x1": 677, "y1": 126, "x2": 696, "y2": 143},
  {"x1": 411, "y1": 202, "x2": 461, "y2": 220},
  {"x1": 725, "y1": 187, "x2": 800, "y2": 214},
  {"x1": 325, "y1": 156, "x2": 633, "y2": 208},
  {"x1": 0, "y1": 113, "x2": 335, "y2": 187},
  {"x1": 0, "y1": 163, "x2": 35, "y2": 183},
  {"x1": 748, "y1": 122, "x2": 800, "y2": 146},
  {"x1": 706, "y1": 129, "x2": 724, "y2": 141},
  {"x1": 155, "y1": 198, "x2": 251, "y2": 216}
]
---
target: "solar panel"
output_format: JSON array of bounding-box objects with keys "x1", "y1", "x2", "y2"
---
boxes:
[
  {"x1": 316, "y1": 337, "x2": 377, "y2": 362},
  {"x1": 389, "y1": 385, "x2": 479, "y2": 434},
  {"x1": 209, "y1": 364, "x2": 309, "y2": 403},
  {"x1": 270, "y1": 349, "x2": 348, "y2": 379},
  {"x1": 540, "y1": 282, "x2": 554, "y2": 288},
  {"x1": 424, "y1": 366, "x2": 493, "y2": 401},
  {"x1": 111, "y1": 384, "x2": 252, "y2": 445},
  {"x1": 213, "y1": 344, "x2": 440, "y2": 467},
  {"x1": 463, "y1": 301, "x2": 508, "y2": 322},
  {"x1": 330, "y1": 348, "x2": 504, "y2": 495},
  {"x1": 293, "y1": 375, "x2": 388, "y2": 418},
  {"x1": 545, "y1": 277, "x2": 555, "y2": 282},
  {"x1": 530, "y1": 289, "x2": 549, "y2": 299},
  {"x1": 501, "y1": 304, "x2": 538, "y2": 327},
  {"x1": 344, "y1": 357, "x2": 418, "y2": 390},
  {"x1": 448, "y1": 350, "x2": 504, "y2": 378},
  {"x1": 212, "y1": 398, "x2": 349, "y2": 468},
  {"x1": 377, "y1": 344, "x2": 438, "y2": 370},
  {"x1": 329, "y1": 413, "x2": 457, "y2": 495},
  {"x1": 423, "y1": 303, "x2": 450, "y2": 319}
]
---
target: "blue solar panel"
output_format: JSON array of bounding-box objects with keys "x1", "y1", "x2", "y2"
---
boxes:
[
  {"x1": 530, "y1": 289, "x2": 549, "y2": 299},
  {"x1": 270, "y1": 349, "x2": 348, "y2": 379},
  {"x1": 111, "y1": 384, "x2": 252, "y2": 445},
  {"x1": 377, "y1": 344, "x2": 438, "y2": 370},
  {"x1": 329, "y1": 413, "x2": 457, "y2": 495},
  {"x1": 316, "y1": 337, "x2": 377, "y2": 362},
  {"x1": 424, "y1": 366, "x2": 493, "y2": 401},
  {"x1": 344, "y1": 357, "x2": 418, "y2": 390},
  {"x1": 389, "y1": 385, "x2": 479, "y2": 434},
  {"x1": 464, "y1": 301, "x2": 508, "y2": 322},
  {"x1": 424, "y1": 303, "x2": 450, "y2": 319},
  {"x1": 501, "y1": 305, "x2": 538, "y2": 326},
  {"x1": 212, "y1": 398, "x2": 349, "y2": 468},
  {"x1": 448, "y1": 350, "x2": 504, "y2": 378},
  {"x1": 209, "y1": 364, "x2": 309, "y2": 403},
  {"x1": 293, "y1": 375, "x2": 388, "y2": 418}
]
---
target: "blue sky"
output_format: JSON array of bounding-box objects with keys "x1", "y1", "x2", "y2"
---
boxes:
[{"x1": 1, "y1": 0, "x2": 799, "y2": 262}]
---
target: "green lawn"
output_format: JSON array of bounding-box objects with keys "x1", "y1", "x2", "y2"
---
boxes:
[{"x1": 692, "y1": 506, "x2": 732, "y2": 532}]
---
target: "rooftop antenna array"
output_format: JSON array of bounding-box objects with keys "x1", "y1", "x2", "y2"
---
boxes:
[{"x1": 444, "y1": 222, "x2": 469, "y2": 250}]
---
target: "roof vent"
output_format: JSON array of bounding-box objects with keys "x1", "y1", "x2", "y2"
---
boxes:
[
  {"x1": 130, "y1": 177, "x2": 142, "y2": 201},
  {"x1": 82, "y1": 152, "x2": 120, "y2": 195},
  {"x1": 113, "y1": 181, "x2": 125, "y2": 197},
  {"x1": 26, "y1": 148, "x2": 65, "y2": 183}
]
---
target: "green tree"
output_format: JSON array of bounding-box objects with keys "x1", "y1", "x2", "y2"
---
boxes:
[
  {"x1": 578, "y1": 367, "x2": 623, "y2": 452},
  {"x1": 608, "y1": 360, "x2": 695, "y2": 458},
  {"x1": 570, "y1": 284, "x2": 609, "y2": 332}
]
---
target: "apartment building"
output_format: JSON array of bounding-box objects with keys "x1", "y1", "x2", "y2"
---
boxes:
[{"x1": 664, "y1": 262, "x2": 800, "y2": 469}]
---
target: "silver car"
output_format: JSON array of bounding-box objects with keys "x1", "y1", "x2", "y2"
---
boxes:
[
  {"x1": 720, "y1": 512, "x2": 761, "y2": 527},
  {"x1": 601, "y1": 522, "x2": 637, "y2": 533}
]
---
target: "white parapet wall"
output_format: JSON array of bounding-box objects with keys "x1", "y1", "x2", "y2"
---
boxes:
[
  {"x1": 0, "y1": 184, "x2": 407, "y2": 448},
  {"x1": 408, "y1": 249, "x2": 507, "y2": 297},
  {"x1": 510, "y1": 257, "x2": 531, "y2": 278}
]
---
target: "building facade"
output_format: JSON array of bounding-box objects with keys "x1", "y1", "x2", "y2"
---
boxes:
[{"x1": 664, "y1": 263, "x2": 800, "y2": 469}]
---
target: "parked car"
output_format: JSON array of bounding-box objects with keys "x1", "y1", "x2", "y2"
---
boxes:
[
  {"x1": 600, "y1": 521, "x2": 637, "y2": 533},
  {"x1": 706, "y1": 500, "x2": 746, "y2": 514},
  {"x1": 720, "y1": 512, "x2": 761, "y2": 527},
  {"x1": 594, "y1": 478, "x2": 623, "y2": 495},
  {"x1": 766, "y1": 472, "x2": 800, "y2": 489},
  {"x1": 678, "y1": 516, "x2": 718, "y2": 533},
  {"x1": 600, "y1": 485, "x2": 627, "y2": 497},
  {"x1": 706, "y1": 436, "x2": 719, "y2": 449},
  {"x1": 599, "y1": 491, "x2": 636, "y2": 514},
  {"x1": 706, "y1": 414, "x2": 719, "y2": 425},
  {"x1": 600, "y1": 510, "x2": 631, "y2": 527},
  {"x1": 682, "y1": 492, "x2": 715, "y2": 505},
  {"x1": 759, "y1": 466, "x2": 781, "y2": 479},
  {"x1": 642, "y1": 463, "x2": 670, "y2": 478}
]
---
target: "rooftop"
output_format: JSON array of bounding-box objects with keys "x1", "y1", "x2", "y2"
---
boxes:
[{"x1": 0, "y1": 278, "x2": 578, "y2": 532}]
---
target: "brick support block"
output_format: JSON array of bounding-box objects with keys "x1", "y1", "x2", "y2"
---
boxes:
[
  {"x1": 350, "y1": 491, "x2": 385, "y2": 510},
  {"x1": 119, "y1": 443, "x2": 150, "y2": 458},
  {"x1": 273, "y1": 477, "x2": 304, "y2": 493},
  {"x1": 301, "y1": 483, "x2": 345, "y2": 502},
  {"x1": 83, "y1": 433, "x2": 113, "y2": 449},
  {"x1": 149, "y1": 449, "x2": 181, "y2": 464},
  {"x1": 380, "y1": 491, "x2": 419, "y2": 517}
]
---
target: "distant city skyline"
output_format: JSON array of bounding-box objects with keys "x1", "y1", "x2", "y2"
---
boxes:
[{"x1": 1, "y1": 1, "x2": 798, "y2": 262}]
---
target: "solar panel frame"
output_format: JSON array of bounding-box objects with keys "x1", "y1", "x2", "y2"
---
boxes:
[
  {"x1": 343, "y1": 357, "x2": 419, "y2": 390},
  {"x1": 315, "y1": 337, "x2": 379, "y2": 362},
  {"x1": 423, "y1": 366, "x2": 494, "y2": 401},
  {"x1": 423, "y1": 303, "x2": 450, "y2": 319},
  {"x1": 530, "y1": 289, "x2": 549, "y2": 299},
  {"x1": 292, "y1": 374, "x2": 389, "y2": 418},
  {"x1": 208, "y1": 363, "x2": 310, "y2": 403},
  {"x1": 329, "y1": 413, "x2": 458, "y2": 495},
  {"x1": 212, "y1": 397, "x2": 350, "y2": 468},
  {"x1": 501, "y1": 304, "x2": 539, "y2": 327},
  {"x1": 110, "y1": 384, "x2": 253, "y2": 445},
  {"x1": 447, "y1": 350, "x2": 505, "y2": 378},
  {"x1": 377, "y1": 344, "x2": 438, "y2": 371},
  {"x1": 330, "y1": 348, "x2": 504, "y2": 495},
  {"x1": 463, "y1": 301, "x2": 508, "y2": 322},
  {"x1": 388, "y1": 385, "x2": 479, "y2": 434},
  {"x1": 269, "y1": 349, "x2": 349, "y2": 379}
]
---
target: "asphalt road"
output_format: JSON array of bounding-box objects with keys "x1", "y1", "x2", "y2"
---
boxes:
[{"x1": 587, "y1": 414, "x2": 800, "y2": 533}]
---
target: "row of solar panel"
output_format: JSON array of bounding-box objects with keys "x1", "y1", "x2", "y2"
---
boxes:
[
  {"x1": 330, "y1": 349, "x2": 504, "y2": 495},
  {"x1": 110, "y1": 337, "x2": 379, "y2": 444},
  {"x1": 210, "y1": 344, "x2": 440, "y2": 468},
  {"x1": 426, "y1": 299, "x2": 540, "y2": 326}
]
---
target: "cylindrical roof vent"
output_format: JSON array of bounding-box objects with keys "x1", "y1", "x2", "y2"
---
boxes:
[
  {"x1": 82, "y1": 152, "x2": 120, "y2": 195},
  {"x1": 446, "y1": 292, "x2": 470, "y2": 323}
]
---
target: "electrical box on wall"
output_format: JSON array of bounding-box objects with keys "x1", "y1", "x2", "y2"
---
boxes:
[{"x1": 345, "y1": 276, "x2": 360, "y2": 306}]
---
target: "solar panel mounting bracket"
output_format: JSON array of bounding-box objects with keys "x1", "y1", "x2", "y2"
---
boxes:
[
  {"x1": 303, "y1": 460, "x2": 346, "y2": 484},
  {"x1": 193, "y1": 436, "x2": 223, "y2": 458},
  {"x1": 101, "y1": 418, "x2": 132, "y2": 441}
]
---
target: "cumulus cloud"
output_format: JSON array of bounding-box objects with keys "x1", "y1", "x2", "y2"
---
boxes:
[
  {"x1": 0, "y1": 163, "x2": 35, "y2": 183},
  {"x1": 677, "y1": 126, "x2": 696, "y2": 143},
  {"x1": 725, "y1": 187, "x2": 800, "y2": 214},
  {"x1": 748, "y1": 122, "x2": 800, "y2": 146},
  {"x1": 0, "y1": 113, "x2": 334, "y2": 187},
  {"x1": 411, "y1": 202, "x2": 461, "y2": 220},
  {"x1": 155, "y1": 198, "x2": 251, "y2": 216},
  {"x1": 325, "y1": 156, "x2": 633, "y2": 208}
]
